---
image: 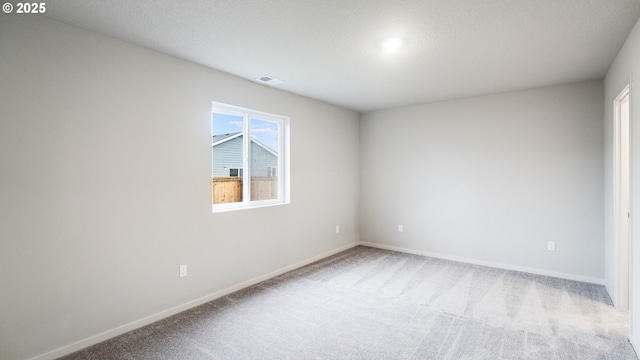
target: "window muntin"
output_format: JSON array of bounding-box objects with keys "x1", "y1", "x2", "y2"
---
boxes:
[
  {"x1": 250, "y1": 117, "x2": 280, "y2": 201},
  {"x1": 212, "y1": 102, "x2": 289, "y2": 211}
]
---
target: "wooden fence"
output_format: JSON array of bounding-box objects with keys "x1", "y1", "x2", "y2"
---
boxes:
[{"x1": 212, "y1": 177, "x2": 278, "y2": 204}]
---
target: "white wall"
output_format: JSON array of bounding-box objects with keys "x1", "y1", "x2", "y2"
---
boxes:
[
  {"x1": 360, "y1": 81, "x2": 604, "y2": 281},
  {"x1": 0, "y1": 15, "x2": 359, "y2": 360},
  {"x1": 605, "y1": 16, "x2": 640, "y2": 348}
]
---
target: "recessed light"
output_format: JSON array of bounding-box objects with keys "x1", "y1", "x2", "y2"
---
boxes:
[{"x1": 381, "y1": 37, "x2": 403, "y2": 52}]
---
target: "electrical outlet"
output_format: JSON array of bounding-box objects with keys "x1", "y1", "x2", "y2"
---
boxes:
[
  {"x1": 335, "y1": 225, "x2": 340, "y2": 233},
  {"x1": 398, "y1": 225, "x2": 404, "y2": 233},
  {"x1": 547, "y1": 241, "x2": 556, "y2": 251},
  {"x1": 179, "y1": 264, "x2": 187, "y2": 278}
]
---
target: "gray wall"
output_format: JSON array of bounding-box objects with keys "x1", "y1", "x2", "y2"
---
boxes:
[
  {"x1": 604, "y1": 16, "x2": 640, "y2": 349},
  {"x1": 360, "y1": 81, "x2": 604, "y2": 281},
  {"x1": 0, "y1": 10, "x2": 627, "y2": 360},
  {"x1": 0, "y1": 15, "x2": 359, "y2": 360}
]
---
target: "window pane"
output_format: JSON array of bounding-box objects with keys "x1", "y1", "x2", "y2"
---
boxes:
[
  {"x1": 250, "y1": 118, "x2": 279, "y2": 201},
  {"x1": 212, "y1": 113, "x2": 244, "y2": 204},
  {"x1": 212, "y1": 101, "x2": 289, "y2": 212}
]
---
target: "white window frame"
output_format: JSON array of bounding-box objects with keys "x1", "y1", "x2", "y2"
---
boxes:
[{"x1": 212, "y1": 102, "x2": 290, "y2": 212}]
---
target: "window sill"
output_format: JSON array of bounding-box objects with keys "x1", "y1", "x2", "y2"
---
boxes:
[{"x1": 212, "y1": 201, "x2": 290, "y2": 213}]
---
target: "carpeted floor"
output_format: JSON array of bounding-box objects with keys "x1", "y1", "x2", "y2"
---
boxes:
[{"x1": 60, "y1": 246, "x2": 638, "y2": 359}]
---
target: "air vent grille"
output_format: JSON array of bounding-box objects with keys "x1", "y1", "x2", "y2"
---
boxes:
[{"x1": 253, "y1": 76, "x2": 284, "y2": 85}]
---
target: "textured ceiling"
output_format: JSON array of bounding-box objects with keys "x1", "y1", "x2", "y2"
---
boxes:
[{"x1": 43, "y1": 0, "x2": 640, "y2": 112}]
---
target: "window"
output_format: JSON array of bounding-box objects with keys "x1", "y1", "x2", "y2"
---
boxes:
[{"x1": 212, "y1": 102, "x2": 289, "y2": 211}]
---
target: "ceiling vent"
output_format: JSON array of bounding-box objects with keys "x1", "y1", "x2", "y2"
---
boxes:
[{"x1": 253, "y1": 76, "x2": 284, "y2": 86}]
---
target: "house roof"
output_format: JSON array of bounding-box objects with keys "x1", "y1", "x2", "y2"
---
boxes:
[
  {"x1": 212, "y1": 132, "x2": 277, "y2": 156},
  {"x1": 212, "y1": 132, "x2": 242, "y2": 146}
]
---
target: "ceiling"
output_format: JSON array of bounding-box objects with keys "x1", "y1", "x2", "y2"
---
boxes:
[{"x1": 44, "y1": 0, "x2": 640, "y2": 113}]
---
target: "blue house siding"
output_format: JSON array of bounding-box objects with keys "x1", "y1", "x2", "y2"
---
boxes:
[
  {"x1": 212, "y1": 134, "x2": 277, "y2": 177},
  {"x1": 250, "y1": 141, "x2": 277, "y2": 177},
  {"x1": 212, "y1": 136, "x2": 243, "y2": 177}
]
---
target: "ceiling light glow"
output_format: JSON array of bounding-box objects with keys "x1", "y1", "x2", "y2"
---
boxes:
[{"x1": 382, "y1": 37, "x2": 403, "y2": 52}]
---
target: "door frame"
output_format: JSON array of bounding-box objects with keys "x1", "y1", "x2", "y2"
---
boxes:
[{"x1": 614, "y1": 83, "x2": 631, "y2": 310}]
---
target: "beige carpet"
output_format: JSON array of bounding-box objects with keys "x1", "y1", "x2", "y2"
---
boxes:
[{"x1": 60, "y1": 246, "x2": 637, "y2": 359}]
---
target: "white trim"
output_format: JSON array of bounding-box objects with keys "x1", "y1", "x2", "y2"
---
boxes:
[
  {"x1": 212, "y1": 101, "x2": 290, "y2": 212},
  {"x1": 211, "y1": 133, "x2": 279, "y2": 157},
  {"x1": 212, "y1": 102, "x2": 286, "y2": 122},
  {"x1": 211, "y1": 200, "x2": 288, "y2": 213},
  {"x1": 242, "y1": 112, "x2": 251, "y2": 201},
  {"x1": 27, "y1": 242, "x2": 359, "y2": 360},
  {"x1": 613, "y1": 82, "x2": 632, "y2": 309},
  {"x1": 28, "y1": 240, "x2": 610, "y2": 360},
  {"x1": 358, "y1": 241, "x2": 605, "y2": 285},
  {"x1": 631, "y1": 336, "x2": 639, "y2": 358}
]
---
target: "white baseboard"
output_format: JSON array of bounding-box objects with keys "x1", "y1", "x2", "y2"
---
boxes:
[
  {"x1": 28, "y1": 240, "x2": 605, "y2": 360},
  {"x1": 359, "y1": 241, "x2": 605, "y2": 285},
  {"x1": 630, "y1": 334, "x2": 639, "y2": 357},
  {"x1": 28, "y1": 242, "x2": 359, "y2": 360}
]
